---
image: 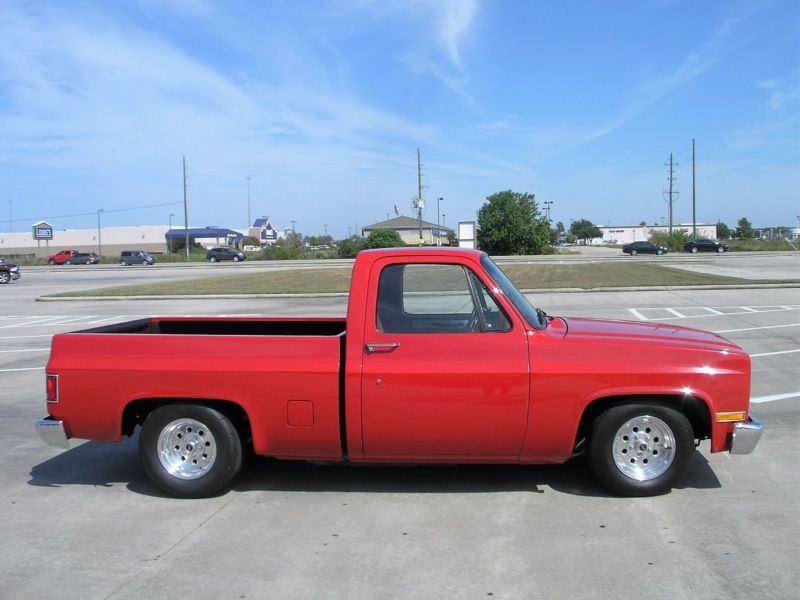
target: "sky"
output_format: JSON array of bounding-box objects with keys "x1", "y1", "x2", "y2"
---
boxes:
[{"x1": 1, "y1": 0, "x2": 798, "y2": 239}]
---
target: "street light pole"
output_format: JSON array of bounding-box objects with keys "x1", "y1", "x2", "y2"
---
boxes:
[
  {"x1": 246, "y1": 176, "x2": 251, "y2": 230},
  {"x1": 97, "y1": 209, "x2": 104, "y2": 256},
  {"x1": 168, "y1": 213, "x2": 175, "y2": 252},
  {"x1": 437, "y1": 197, "x2": 443, "y2": 246}
]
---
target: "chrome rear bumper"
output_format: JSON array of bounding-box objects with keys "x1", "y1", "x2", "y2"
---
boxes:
[
  {"x1": 36, "y1": 417, "x2": 70, "y2": 449},
  {"x1": 730, "y1": 414, "x2": 763, "y2": 455}
]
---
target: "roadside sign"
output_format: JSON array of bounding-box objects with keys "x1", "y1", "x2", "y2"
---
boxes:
[{"x1": 32, "y1": 221, "x2": 54, "y2": 241}]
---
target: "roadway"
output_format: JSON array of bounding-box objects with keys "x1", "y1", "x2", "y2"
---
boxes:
[{"x1": 1, "y1": 254, "x2": 798, "y2": 599}]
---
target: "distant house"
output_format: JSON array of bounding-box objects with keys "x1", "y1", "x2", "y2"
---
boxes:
[
  {"x1": 250, "y1": 217, "x2": 279, "y2": 246},
  {"x1": 362, "y1": 216, "x2": 453, "y2": 246}
]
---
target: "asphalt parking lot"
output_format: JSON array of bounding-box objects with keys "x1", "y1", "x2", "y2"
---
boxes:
[{"x1": 1, "y1": 255, "x2": 799, "y2": 599}]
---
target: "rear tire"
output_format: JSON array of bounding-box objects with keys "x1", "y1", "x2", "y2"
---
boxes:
[
  {"x1": 139, "y1": 404, "x2": 243, "y2": 498},
  {"x1": 691, "y1": 247, "x2": 698, "y2": 254},
  {"x1": 48, "y1": 259, "x2": 56, "y2": 265},
  {"x1": 630, "y1": 249, "x2": 637, "y2": 256},
  {"x1": 209, "y1": 256, "x2": 217, "y2": 263},
  {"x1": 588, "y1": 402, "x2": 694, "y2": 497}
]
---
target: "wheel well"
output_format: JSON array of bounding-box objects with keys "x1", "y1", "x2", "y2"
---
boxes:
[
  {"x1": 122, "y1": 398, "x2": 253, "y2": 449},
  {"x1": 574, "y1": 394, "x2": 711, "y2": 453}
]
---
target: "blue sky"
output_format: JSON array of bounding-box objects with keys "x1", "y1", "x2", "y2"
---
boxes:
[{"x1": 1, "y1": 0, "x2": 798, "y2": 239}]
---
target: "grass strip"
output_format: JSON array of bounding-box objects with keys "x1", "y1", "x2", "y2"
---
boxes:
[{"x1": 47, "y1": 262, "x2": 795, "y2": 298}]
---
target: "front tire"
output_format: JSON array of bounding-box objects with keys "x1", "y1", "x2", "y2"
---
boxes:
[
  {"x1": 139, "y1": 404, "x2": 243, "y2": 498},
  {"x1": 717, "y1": 247, "x2": 724, "y2": 253},
  {"x1": 233, "y1": 256, "x2": 240, "y2": 262},
  {"x1": 0, "y1": 272, "x2": 10, "y2": 284},
  {"x1": 588, "y1": 402, "x2": 694, "y2": 497}
]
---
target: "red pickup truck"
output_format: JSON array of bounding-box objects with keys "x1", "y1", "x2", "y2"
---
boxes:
[{"x1": 36, "y1": 248, "x2": 762, "y2": 498}]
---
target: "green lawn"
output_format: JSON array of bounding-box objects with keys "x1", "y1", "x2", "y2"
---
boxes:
[{"x1": 48, "y1": 262, "x2": 795, "y2": 298}]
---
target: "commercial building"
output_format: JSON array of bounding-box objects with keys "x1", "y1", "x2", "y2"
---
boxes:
[{"x1": 594, "y1": 223, "x2": 718, "y2": 245}]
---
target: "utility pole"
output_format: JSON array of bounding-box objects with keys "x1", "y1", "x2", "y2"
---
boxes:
[
  {"x1": 323, "y1": 224, "x2": 328, "y2": 239},
  {"x1": 543, "y1": 200, "x2": 553, "y2": 222},
  {"x1": 692, "y1": 139, "x2": 696, "y2": 238},
  {"x1": 183, "y1": 156, "x2": 190, "y2": 261},
  {"x1": 416, "y1": 148, "x2": 424, "y2": 246},
  {"x1": 665, "y1": 153, "x2": 676, "y2": 234}
]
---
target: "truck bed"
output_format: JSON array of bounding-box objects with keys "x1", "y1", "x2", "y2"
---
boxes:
[
  {"x1": 46, "y1": 316, "x2": 347, "y2": 461},
  {"x1": 74, "y1": 316, "x2": 347, "y2": 336}
]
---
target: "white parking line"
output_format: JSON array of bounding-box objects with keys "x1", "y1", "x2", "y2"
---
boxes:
[
  {"x1": 715, "y1": 323, "x2": 800, "y2": 333},
  {"x1": 751, "y1": 391, "x2": 800, "y2": 404},
  {"x1": 0, "y1": 348, "x2": 48, "y2": 353},
  {"x1": 750, "y1": 349, "x2": 800, "y2": 358},
  {"x1": 0, "y1": 367, "x2": 45, "y2": 373},
  {"x1": 0, "y1": 335, "x2": 54, "y2": 340},
  {"x1": 627, "y1": 305, "x2": 800, "y2": 322}
]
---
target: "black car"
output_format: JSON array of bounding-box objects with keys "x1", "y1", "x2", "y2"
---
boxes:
[
  {"x1": 120, "y1": 250, "x2": 156, "y2": 265},
  {"x1": 683, "y1": 239, "x2": 729, "y2": 253},
  {"x1": 622, "y1": 241, "x2": 668, "y2": 256},
  {"x1": 207, "y1": 247, "x2": 246, "y2": 262},
  {"x1": 0, "y1": 258, "x2": 21, "y2": 284},
  {"x1": 64, "y1": 252, "x2": 99, "y2": 265}
]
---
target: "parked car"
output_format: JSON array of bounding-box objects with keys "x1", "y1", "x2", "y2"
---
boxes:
[
  {"x1": 622, "y1": 241, "x2": 668, "y2": 256},
  {"x1": 120, "y1": 250, "x2": 156, "y2": 266},
  {"x1": 64, "y1": 253, "x2": 99, "y2": 265},
  {"x1": 207, "y1": 247, "x2": 246, "y2": 262},
  {"x1": 0, "y1": 258, "x2": 21, "y2": 283},
  {"x1": 47, "y1": 250, "x2": 80, "y2": 265},
  {"x1": 684, "y1": 239, "x2": 729, "y2": 253}
]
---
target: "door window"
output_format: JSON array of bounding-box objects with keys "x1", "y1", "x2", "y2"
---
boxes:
[{"x1": 376, "y1": 263, "x2": 510, "y2": 333}]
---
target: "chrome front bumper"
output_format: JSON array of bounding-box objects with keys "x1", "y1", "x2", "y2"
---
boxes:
[
  {"x1": 730, "y1": 414, "x2": 763, "y2": 455},
  {"x1": 36, "y1": 418, "x2": 70, "y2": 449}
]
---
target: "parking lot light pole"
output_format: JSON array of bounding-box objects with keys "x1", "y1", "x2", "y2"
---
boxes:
[
  {"x1": 437, "y1": 197, "x2": 443, "y2": 246},
  {"x1": 168, "y1": 213, "x2": 175, "y2": 252},
  {"x1": 97, "y1": 209, "x2": 104, "y2": 257}
]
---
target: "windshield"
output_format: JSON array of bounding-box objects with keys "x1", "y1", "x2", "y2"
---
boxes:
[{"x1": 480, "y1": 254, "x2": 546, "y2": 330}]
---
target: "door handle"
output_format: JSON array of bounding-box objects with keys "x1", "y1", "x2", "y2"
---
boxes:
[{"x1": 365, "y1": 342, "x2": 400, "y2": 353}]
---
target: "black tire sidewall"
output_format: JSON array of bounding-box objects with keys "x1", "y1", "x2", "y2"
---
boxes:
[
  {"x1": 588, "y1": 402, "x2": 694, "y2": 497},
  {"x1": 139, "y1": 403, "x2": 243, "y2": 498}
]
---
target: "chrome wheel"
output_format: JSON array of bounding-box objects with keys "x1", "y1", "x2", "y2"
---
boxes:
[
  {"x1": 612, "y1": 415, "x2": 675, "y2": 481},
  {"x1": 157, "y1": 418, "x2": 217, "y2": 480}
]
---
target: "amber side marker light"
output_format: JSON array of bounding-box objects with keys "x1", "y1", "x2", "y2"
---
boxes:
[
  {"x1": 46, "y1": 374, "x2": 58, "y2": 403},
  {"x1": 716, "y1": 411, "x2": 747, "y2": 423}
]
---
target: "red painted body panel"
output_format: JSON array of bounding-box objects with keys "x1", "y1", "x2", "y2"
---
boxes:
[{"x1": 43, "y1": 248, "x2": 753, "y2": 466}]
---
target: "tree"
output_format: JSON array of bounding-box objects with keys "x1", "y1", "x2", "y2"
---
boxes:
[
  {"x1": 365, "y1": 229, "x2": 405, "y2": 249},
  {"x1": 569, "y1": 219, "x2": 602, "y2": 244},
  {"x1": 716, "y1": 222, "x2": 731, "y2": 239},
  {"x1": 337, "y1": 237, "x2": 367, "y2": 258},
  {"x1": 735, "y1": 217, "x2": 755, "y2": 239},
  {"x1": 476, "y1": 190, "x2": 550, "y2": 255}
]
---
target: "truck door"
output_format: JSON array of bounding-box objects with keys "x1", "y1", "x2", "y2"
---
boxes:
[{"x1": 360, "y1": 260, "x2": 530, "y2": 459}]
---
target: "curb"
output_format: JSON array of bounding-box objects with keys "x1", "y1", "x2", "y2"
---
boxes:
[{"x1": 37, "y1": 282, "x2": 799, "y2": 301}]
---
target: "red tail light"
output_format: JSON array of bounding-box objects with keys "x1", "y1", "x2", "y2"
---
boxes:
[{"x1": 46, "y1": 374, "x2": 58, "y2": 403}]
